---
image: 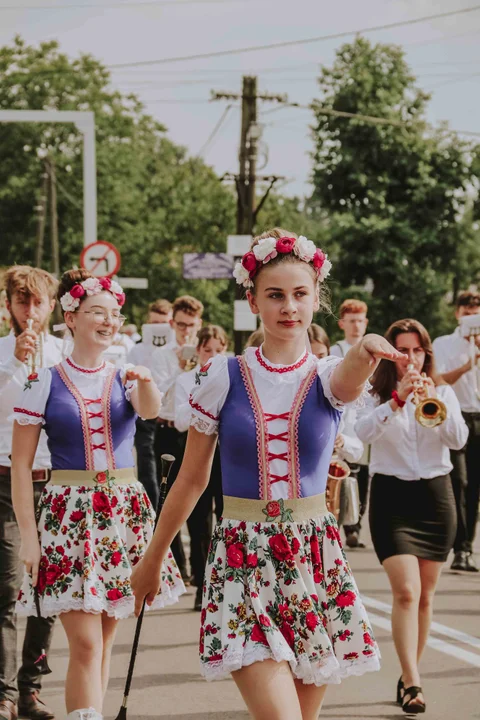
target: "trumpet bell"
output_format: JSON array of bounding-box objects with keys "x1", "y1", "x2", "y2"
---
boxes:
[
  {"x1": 326, "y1": 458, "x2": 350, "y2": 521},
  {"x1": 327, "y1": 458, "x2": 350, "y2": 481},
  {"x1": 414, "y1": 397, "x2": 447, "y2": 428}
]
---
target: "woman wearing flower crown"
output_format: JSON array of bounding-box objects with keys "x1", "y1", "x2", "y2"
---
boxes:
[
  {"x1": 11, "y1": 269, "x2": 185, "y2": 720},
  {"x1": 132, "y1": 228, "x2": 405, "y2": 720}
]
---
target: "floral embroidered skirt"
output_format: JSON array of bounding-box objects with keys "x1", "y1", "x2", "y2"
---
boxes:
[
  {"x1": 16, "y1": 481, "x2": 185, "y2": 619},
  {"x1": 200, "y1": 511, "x2": 380, "y2": 685}
]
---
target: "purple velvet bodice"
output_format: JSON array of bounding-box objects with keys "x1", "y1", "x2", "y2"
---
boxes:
[
  {"x1": 44, "y1": 367, "x2": 136, "y2": 471},
  {"x1": 218, "y1": 358, "x2": 340, "y2": 500}
]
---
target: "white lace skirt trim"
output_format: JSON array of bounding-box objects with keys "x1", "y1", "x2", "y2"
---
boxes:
[
  {"x1": 201, "y1": 645, "x2": 381, "y2": 685},
  {"x1": 15, "y1": 581, "x2": 184, "y2": 619}
]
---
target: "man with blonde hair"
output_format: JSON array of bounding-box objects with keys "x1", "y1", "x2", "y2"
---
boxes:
[{"x1": 0, "y1": 267, "x2": 63, "y2": 720}]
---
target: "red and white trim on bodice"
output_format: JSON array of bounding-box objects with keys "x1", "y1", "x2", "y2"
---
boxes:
[
  {"x1": 254, "y1": 347, "x2": 309, "y2": 374},
  {"x1": 56, "y1": 364, "x2": 117, "y2": 470},
  {"x1": 66, "y1": 357, "x2": 106, "y2": 374},
  {"x1": 239, "y1": 356, "x2": 317, "y2": 501}
]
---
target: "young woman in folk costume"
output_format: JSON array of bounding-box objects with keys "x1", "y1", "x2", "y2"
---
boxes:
[
  {"x1": 132, "y1": 229, "x2": 405, "y2": 720},
  {"x1": 11, "y1": 270, "x2": 185, "y2": 720}
]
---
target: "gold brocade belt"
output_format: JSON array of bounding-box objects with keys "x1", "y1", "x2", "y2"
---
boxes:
[
  {"x1": 49, "y1": 468, "x2": 136, "y2": 487},
  {"x1": 222, "y1": 493, "x2": 328, "y2": 523}
]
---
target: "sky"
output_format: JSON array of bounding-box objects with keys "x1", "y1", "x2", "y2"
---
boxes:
[{"x1": 1, "y1": 0, "x2": 480, "y2": 198}]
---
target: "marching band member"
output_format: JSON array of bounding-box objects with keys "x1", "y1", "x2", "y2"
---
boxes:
[
  {"x1": 11, "y1": 270, "x2": 185, "y2": 720},
  {"x1": 0, "y1": 266, "x2": 62, "y2": 720},
  {"x1": 433, "y1": 291, "x2": 480, "y2": 572},
  {"x1": 330, "y1": 300, "x2": 370, "y2": 548},
  {"x1": 355, "y1": 319, "x2": 468, "y2": 714},
  {"x1": 128, "y1": 299, "x2": 173, "y2": 509},
  {"x1": 151, "y1": 295, "x2": 203, "y2": 580},
  {"x1": 174, "y1": 324, "x2": 227, "y2": 610},
  {"x1": 307, "y1": 323, "x2": 330, "y2": 359},
  {"x1": 132, "y1": 228, "x2": 405, "y2": 720}
]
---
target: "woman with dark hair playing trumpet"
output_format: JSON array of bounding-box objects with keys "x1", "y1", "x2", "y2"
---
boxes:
[{"x1": 355, "y1": 319, "x2": 468, "y2": 714}]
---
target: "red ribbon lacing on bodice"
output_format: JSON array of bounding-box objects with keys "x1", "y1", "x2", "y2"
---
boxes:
[
  {"x1": 265, "y1": 412, "x2": 291, "y2": 486},
  {"x1": 84, "y1": 398, "x2": 106, "y2": 452}
]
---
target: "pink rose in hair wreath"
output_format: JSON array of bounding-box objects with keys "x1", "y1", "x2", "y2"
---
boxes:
[
  {"x1": 312, "y1": 248, "x2": 326, "y2": 270},
  {"x1": 242, "y1": 252, "x2": 258, "y2": 275},
  {"x1": 99, "y1": 277, "x2": 112, "y2": 290},
  {"x1": 276, "y1": 237, "x2": 296, "y2": 254},
  {"x1": 70, "y1": 284, "x2": 86, "y2": 299}
]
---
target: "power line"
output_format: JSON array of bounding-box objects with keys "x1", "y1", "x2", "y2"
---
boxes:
[
  {"x1": 196, "y1": 104, "x2": 234, "y2": 157},
  {"x1": 109, "y1": 5, "x2": 480, "y2": 69},
  {"x1": 0, "y1": 0, "x2": 256, "y2": 9}
]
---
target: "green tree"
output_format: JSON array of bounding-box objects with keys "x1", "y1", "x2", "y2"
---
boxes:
[
  {"x1": 0, "y1": 36, "x2": 236, "y2": 326},
  {"x1": 310, "y1": 37, "x2": 478, "y2": 337}
]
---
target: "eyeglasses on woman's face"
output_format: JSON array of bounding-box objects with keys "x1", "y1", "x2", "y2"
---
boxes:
[{"x1": 75, "y1": 310, "x2": 126, "y2": 326}]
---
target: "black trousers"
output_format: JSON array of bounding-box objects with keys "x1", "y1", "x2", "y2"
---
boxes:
[
  {"x1": 154, "y1": 422, "x2": 187, "y2": 576},
  {"x1": 450, "y1": 412, "x2": 480, "y2": 554},
  {"x1": 0, "y1": 479, "x2": 55, "y2": 703},
  {"x1": 343, "y1": 464, "x2": 370, "y2": 536},
  {"x1": 134, "y1": 418, "x2": 158, "y2": 509},
  {"x1": 187, "y1": 447, "x2": 223, "y2": 588}
]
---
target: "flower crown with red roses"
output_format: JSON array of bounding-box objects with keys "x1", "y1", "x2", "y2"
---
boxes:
[
  {"x1": 233, "y1": 235, "x2": 332, "y2": 289},
  {"x1": 59, "y1": 276, "x2": 125, "y2": 312}
]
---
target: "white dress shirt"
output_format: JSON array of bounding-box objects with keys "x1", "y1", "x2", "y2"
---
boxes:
[
  {"x1": 128, "y1": 341, "x2": 154, "y2": 371},
  {"x1": 355, "y1": 386, "x2": 468, "y2": 481},
  {"x1": 151, "y1": 339, "x2": 181, "y2": 421},
  {"x1": 0, "y1": 331, "x2": 63, "y2": 469},
  {"x1": 337, "y1": 405, "x2": 364, "y2": 464},
  {"x1": 433, "y1": 327, "x2": 480, "y2": 413},
  {"x1": 330, "y1": 339, "x2": 353, "y2": 359},
  {"x1": 174, "y1": 365, "x2": 199, "y2": 432}
]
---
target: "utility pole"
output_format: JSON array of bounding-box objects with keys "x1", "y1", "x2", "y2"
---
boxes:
[
  {"x1": 213, "y1": 77, "x2": 286, "y2": 353},
  {"x1": 35, "y1": 164, "x2": 49, "y2": 268},
  {"x1": 47, "y1": 158, "x2": 60, "y2": 280}
]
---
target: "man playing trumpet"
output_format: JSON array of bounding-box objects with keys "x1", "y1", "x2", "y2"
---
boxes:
[
  {"x1": 0, "y1": 266, "x2": 62, "y2": 720},
  {"x1": 433, "y1": 290, "x2": 480, "y2": 572}
]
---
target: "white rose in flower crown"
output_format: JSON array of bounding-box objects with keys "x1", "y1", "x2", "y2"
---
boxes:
[
  {"x1": 82, "y1": 277, "x2": 101, "y2": 295},
  {"x1": 253, "y1": 236, "x2": 278, "y2": 263},
  {"x1": 318, "y1": 257, "x2": 332, "y2": 282},
  {"x1": 294, "y1": 236, "x2": 316, "y2": 262},
  {"x1": 60, "y1": 293, "x2": 80, "y2": 312},
  {"x1": 110, "y1": 280, "x2": 123, "y2": 295},
  {"x1": 233, "y1": 262, "x2": 253, "y2": 288}
]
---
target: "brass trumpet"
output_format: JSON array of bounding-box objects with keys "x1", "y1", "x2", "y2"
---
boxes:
[{"x1": 408, "y1": 364, "x2": 447, "y2": 428}]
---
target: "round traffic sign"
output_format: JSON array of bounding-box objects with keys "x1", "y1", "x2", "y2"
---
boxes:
[{"x1": 79, "y1": 241, "x2": 121, "y2": 278}]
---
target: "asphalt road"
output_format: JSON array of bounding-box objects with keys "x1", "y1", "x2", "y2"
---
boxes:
[{"x1": 23, "y1": 529, "x2": 480, "y2": 720}]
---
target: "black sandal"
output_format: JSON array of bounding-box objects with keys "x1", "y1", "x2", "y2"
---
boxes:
[
  {"x1": 402, "y1": 686, "x2": 426, "y2": 714},
  {"x1": 396, "y1": 677, "x2": 404, "y2": 705}
]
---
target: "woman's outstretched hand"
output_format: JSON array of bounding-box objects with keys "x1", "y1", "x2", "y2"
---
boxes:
[
  {"x1": 131, "y1": 556, "x2": 161, "y2": 616},
  {"x1": 125, "y1": 365, "x2": 152, "y2": 383},
  {"x1": 358, "y1": 334, "x2": 407, "y2": 368}
]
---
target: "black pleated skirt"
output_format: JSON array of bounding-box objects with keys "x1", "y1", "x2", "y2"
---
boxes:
[{"x1": 369, "y1": 473, "x2": 457, "y2": 563}]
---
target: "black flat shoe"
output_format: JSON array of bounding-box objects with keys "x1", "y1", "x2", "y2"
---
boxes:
[
  {"x1": 396, "y1": 677, "x2": 404, "y2": 705},
  {"x1": 402, "y1": 686, "x2": 426, "y2": 714}
]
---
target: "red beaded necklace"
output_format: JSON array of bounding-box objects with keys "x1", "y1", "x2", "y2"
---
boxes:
[
  {"x1": 66, "y1": 357, "x2": 106, "y2": 374},
  {"x1": 255, "y1": 347, "x2": 309, "y2": 374}
]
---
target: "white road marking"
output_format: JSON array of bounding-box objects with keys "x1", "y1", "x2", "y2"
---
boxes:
[
  {"x1": 364, "y1": 598, "x2": 480, "y2": 668},
  {"x1": 363, "y1": 595, "x2": 480, "y2": 651}
]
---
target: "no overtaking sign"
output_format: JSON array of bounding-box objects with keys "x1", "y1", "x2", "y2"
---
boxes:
[{"x1": 80, "y1": 241, "x2": 121, "y2": 278}]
